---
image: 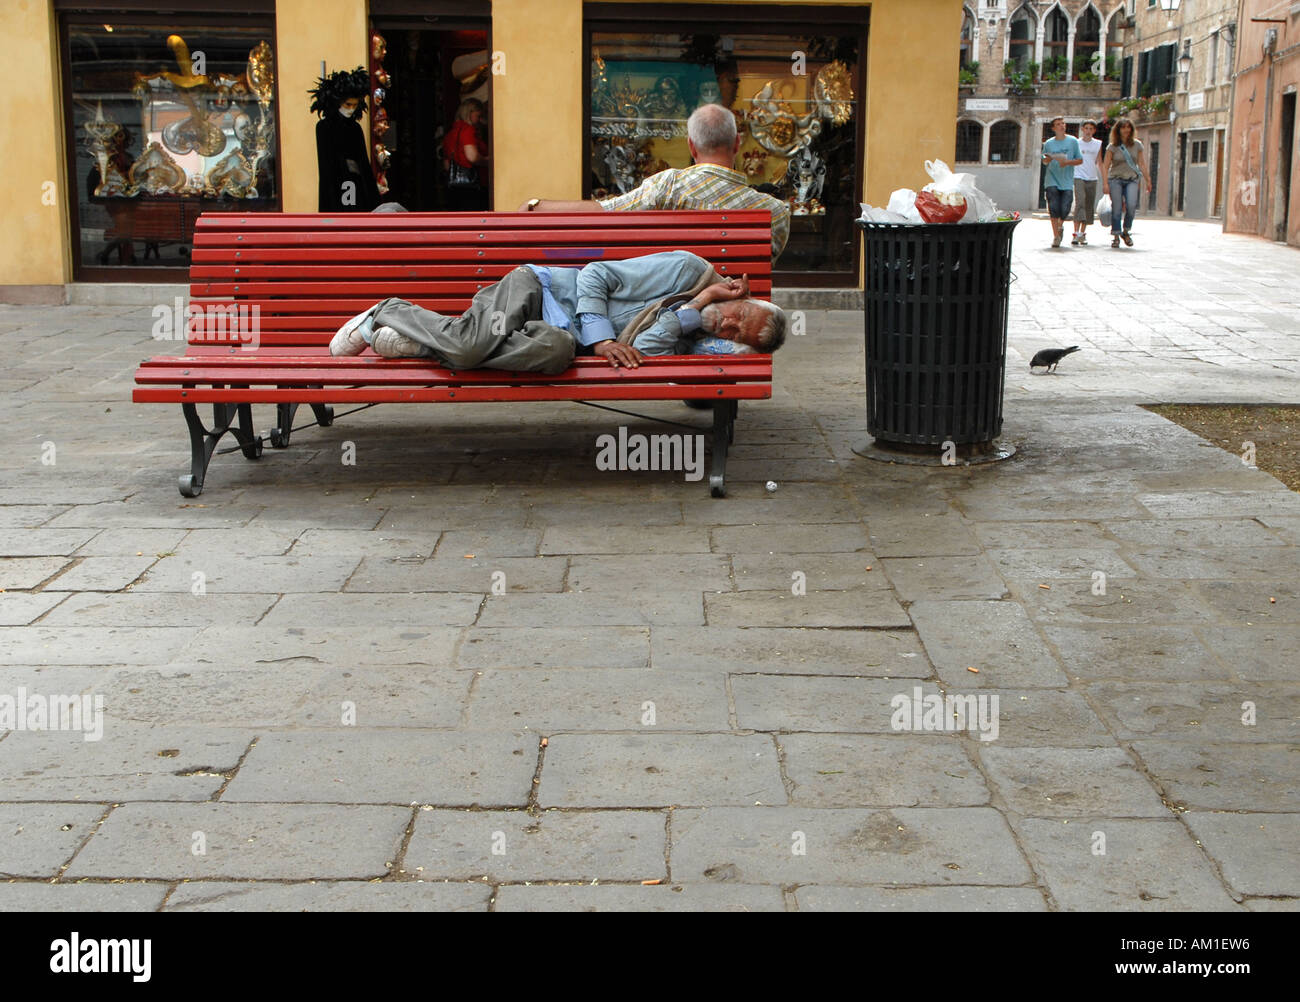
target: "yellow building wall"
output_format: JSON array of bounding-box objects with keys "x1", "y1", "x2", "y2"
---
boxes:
[
  {"x1": 2, "y1": 0, "x2": 71, "y2": 294},
  {"x1": 1, "y1": 0, "x2": 959, "y2": 290},
  {"x1": 277, "y1": 0, "x2": 370, "y2": 212}
]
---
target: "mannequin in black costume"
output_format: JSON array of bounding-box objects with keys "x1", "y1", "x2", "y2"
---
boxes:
[{"x1": 310, "y1": 68, "x2": 380, "y2": 212}]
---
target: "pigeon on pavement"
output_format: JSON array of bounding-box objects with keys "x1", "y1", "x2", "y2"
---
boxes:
[{"x1": 1030, "y1": 346, "x2": 1081, "y2": 373}]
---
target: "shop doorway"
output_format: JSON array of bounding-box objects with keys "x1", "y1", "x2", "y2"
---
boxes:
[
  {"x1": 1184, "y1": 129, "x2": 1211, "y2": 219},
  {"x1": 1213, "y1": 129, "x2": 1225, "y2": 216},
  {"x1": 368, "y1": 14, "x2": 490, "y2": 210}
]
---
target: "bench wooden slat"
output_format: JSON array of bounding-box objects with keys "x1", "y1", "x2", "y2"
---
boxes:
[
  {"x1": 193, "y1": 210, "x2": 772, "y2": 230},
  {"x1": 134, "y1": 384, "x2": 770, "y2": 405}
]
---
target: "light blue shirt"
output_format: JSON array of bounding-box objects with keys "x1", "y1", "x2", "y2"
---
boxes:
[
  {"x1": 1042, "y1": 136, "x2": 1082, "y2": 191},
  {"x1": 536, "y1": 251, "x2": 709, "y2": 353}
]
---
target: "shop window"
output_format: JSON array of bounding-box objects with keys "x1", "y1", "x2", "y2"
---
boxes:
[
  {"x1": 1007, "y1": 7, "x2": 1036, "y2": 73},
  {"x1": 989, "y1": 121, "x2": 1019, "y2": 163},
  {"x1": 956, "y1": 120, "x2": 984, "y2": 163},
  {"x1": 588, "y1": 19, "x2": 864, "y2": 280},
  {"x1": 64, "y1": 20, "x2": 278, "y2": 277}
]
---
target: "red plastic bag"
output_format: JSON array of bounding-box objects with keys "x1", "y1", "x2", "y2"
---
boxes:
[{"x1": 915, "y1": 189, "x2": 967, "y2": 224}]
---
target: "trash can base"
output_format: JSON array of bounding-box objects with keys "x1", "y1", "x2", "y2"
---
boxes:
[{"x1": 852, "y1": 436, "x2": 1016, "y2": 466}]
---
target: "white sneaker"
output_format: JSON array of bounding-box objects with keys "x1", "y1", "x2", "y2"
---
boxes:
[
  {"x1": 371, "y1": 325, "x2": 427, "y2": 358},
  {"x1": 330, "y1": 309, "x2": 373, "y2": 356}
]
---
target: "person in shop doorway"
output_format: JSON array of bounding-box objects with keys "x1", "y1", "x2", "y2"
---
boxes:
[
  {"x1": 443, "y1": 98, "x2": 489, "y2": 211},
  {"x1": 310, "y1": 68, "x2": 380, "y2": 213}
]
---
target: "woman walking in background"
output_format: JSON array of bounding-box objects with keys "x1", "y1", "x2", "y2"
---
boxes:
[{"x1": 1101, "y1": 118, "x2": 1151, "y2": 248}]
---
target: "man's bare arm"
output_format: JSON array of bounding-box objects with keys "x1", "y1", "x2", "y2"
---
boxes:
[{"x1": 518, "y1": 199, "x2": 606, "y2": 212}]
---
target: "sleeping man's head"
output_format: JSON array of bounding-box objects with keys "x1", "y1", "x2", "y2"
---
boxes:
[{"x1": 699, "y1": 299, "x2": 787, "y2": 353}]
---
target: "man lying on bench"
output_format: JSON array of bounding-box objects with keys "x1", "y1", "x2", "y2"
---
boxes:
[{"x1": 330, "y1": 250, "x2": 786, "y2": 374}]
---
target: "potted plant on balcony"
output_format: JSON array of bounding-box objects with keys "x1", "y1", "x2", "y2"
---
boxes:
[
  {"x1": 959, "y1": 61, "x2": 980, "y2": 90},
  {"x1": 1004, "y1": 59, "x2": 1039, "y2": 95}
]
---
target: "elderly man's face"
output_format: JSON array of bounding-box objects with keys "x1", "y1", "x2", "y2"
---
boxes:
[{"x1": 703, "y1": 300, "x2": 768, "y2": 351}]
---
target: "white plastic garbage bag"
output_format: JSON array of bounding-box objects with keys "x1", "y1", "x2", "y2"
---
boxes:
[
  {"x1": 920, "y1": 158, "x2": 999, "y2": 223},
  {"x1": 858, "y1": 203, "x2": 909, "y2": 223},
  {"x1": 886, "y1": 188, "x2": 923, "y2": 223},
  {"x1": 1096, "y1": 193, "x2": 1112, "y2": 228}
]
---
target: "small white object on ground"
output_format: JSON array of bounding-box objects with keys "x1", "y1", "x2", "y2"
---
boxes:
[{"x1": 765, "y1": 481, "x2": 778, "y2": 493}]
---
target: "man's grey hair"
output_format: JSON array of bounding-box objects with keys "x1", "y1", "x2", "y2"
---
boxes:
[
  {"x1": 687, "y1": 104, "x2": 737, "y2": 156},
  {"x1": 751, "y1": 299, "x2": 788, "y2": 352}
]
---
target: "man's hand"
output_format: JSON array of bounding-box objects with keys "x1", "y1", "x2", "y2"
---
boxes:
[
  {"x1": 689, "y1": 274, "x2": 750, "y2": 310},
  {"x1": 591, "y1": 339, "x2": 644, "y2": 368}
]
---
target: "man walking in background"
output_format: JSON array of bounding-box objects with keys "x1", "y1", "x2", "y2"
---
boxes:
[
  {"x1": 1041, "y1": 116, "x2": 1082, "y2": 249},
  {"x1": 1071, "y1": 120, "x2": 1104, "y2": 246}
]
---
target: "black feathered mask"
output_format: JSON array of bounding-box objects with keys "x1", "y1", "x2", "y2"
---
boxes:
[{"x1": 309, "y1": 68, "x2": 370, "y2": 118}]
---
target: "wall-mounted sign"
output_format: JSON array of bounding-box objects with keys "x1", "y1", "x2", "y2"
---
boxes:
[
  {"x1": 966, "y1": 98, "x2": 1010, "y2": 111},
  {"x1": 1188, "y1": 91, "x2": 1205, "y2": 111}
]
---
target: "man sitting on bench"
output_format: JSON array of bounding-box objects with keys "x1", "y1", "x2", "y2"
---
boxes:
[{"x1": 330, "y1": 249, "x2": 787, "y2": 373}]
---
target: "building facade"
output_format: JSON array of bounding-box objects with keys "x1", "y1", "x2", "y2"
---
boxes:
[
  {"x1": 957, "y1": 1, "x2": 1127, "y2": 211},
  {"x1": 1115, "y1": 0, "x2": 1236, "y2": 221},
  {"x1": 1225, "y1": 0, "x2": 1300, "y2": 246},
  {"x1": 2, "y1": 0, "x2": 966, "y2": 299}
]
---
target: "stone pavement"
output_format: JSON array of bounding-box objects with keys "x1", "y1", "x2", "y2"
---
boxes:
[{"x1": 1, "y1": 218, "x2": 1297, "y2": 912}]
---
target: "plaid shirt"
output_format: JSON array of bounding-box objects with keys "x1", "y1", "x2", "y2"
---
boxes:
[{"x1": 600, "y1": 163, "x2": 790, "y2": 262}]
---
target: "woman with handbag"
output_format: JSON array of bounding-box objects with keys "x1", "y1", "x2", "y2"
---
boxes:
[
  {"x1": 1100, "y1": 118, "x2": 1152, "y2": 248},
  {"x1": 443, "y1": 98, "x2": 489, "y2": 211}
]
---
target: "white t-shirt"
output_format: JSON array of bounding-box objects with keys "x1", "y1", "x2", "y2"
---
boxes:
[{"x1": 1075, "y1": 137, "x2": 1103, "y2": 181}]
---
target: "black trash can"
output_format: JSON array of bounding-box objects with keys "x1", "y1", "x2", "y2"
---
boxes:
[{"x1": 855, "y1": 219, "x2": 1020, "y2": 456}]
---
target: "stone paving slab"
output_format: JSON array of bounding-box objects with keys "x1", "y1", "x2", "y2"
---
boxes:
[
  {"x1": 0, "y1": 883, "x2": 169, "y2": 912},
  {"x1": 64, "y1": 803, "x2": 410, "y2": 880},
  {"x1": 649, "y1": 626, "x2": 932, "y2": 676},
  {"x1": 403, "y1": 809, "x2": 665, "y2": 883},
  {"x1": 979, "y1": 746, "x2": 1169, "y2": 818},
  {"x1": 346, "y1": 555, "x2": 567, "y2": 594},
  {"x1": 38, "y1": 592, "x2": 275, "y2": 628},
  {"x1": 1195, "y1": 625, "x2": 1300, "y2": 682},
  {"x1": 1014, "y1": 818, "x2": 1242, "y2": 911},
  {"x1": 163, "y1": 879, "x2": 491, "y2": 911},
  {"x1": 1044, "y1": 625, "x2": 1234, "y2": 682},
  {"x1": 0, "y1": 728, "x2": 252, "y2": 801},
  {"x1": 705, "y1": 589, "x2": 910, "y2": 628},
  {"x1": 457, "y1": 627, "x2": 649, "y2": 670},
  {"x1": 1085, "y1": 682, "x2": 1299, "y2": 742},
  {"x1": 1182, "y1": 812, "x2": 1300, "y2": 898},
  {"x1": 94, "y1": 665, "x2": 473, "y2": 729},
  {"x1": 908, "y1": 601, "x2": 1070, "y2": 688},
  {"x1": 732, "y1": 676, "x2": 943, "y2": 733},
  {"x1": 1130, "y1": 741, "x2": 1300, "y2": 812},
  {"x1": 465, "y1": 669, "x2": 728, "y2": 732},
  {"x1": 0, "y1": 592, "x2": 71, "y2": 625},
  {"x1": 670, "y1": 807, "x2": 1032, "y2": 886},
  {"x1": 537, "y1": 734, "x2": 785, "y2": 808},
  {"x1": 185, "y1": 625, "x2": 461, "y2": 668},
  {"x1": 493, "y1": 882, "x2": 786, "y2": 911},
  {"x1": 222, "y1": 730, "x2": 536, "y2": 806},
  {"x1": 778, "y1": 734, "x2": 988, "y2": 808},
  {"x1": 794, "y1": 885, "x2": 1048, "y2": 911},
  {"x1": 0, "y1": 803, "x2": 105, "y2": 878}
]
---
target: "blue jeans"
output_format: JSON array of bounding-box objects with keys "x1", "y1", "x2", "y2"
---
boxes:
[
  {"x1": 1109, "y1": 178, "x2": 1140, "y2": 233},
  {"x1": 1044, "y1": 186, "x2": 1073, "y2": 220}
]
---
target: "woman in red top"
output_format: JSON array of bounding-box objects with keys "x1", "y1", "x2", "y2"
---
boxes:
[{"x1": 443, "y1": 98, "x2": 489, "y2": 210}]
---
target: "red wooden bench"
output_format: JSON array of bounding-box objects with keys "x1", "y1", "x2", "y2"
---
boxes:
[{"x1": 132, "y1": 210, "x2": 774, "y2": 497}]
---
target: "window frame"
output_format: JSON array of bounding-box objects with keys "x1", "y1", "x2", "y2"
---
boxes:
[
  {"x1": 988, "y1": 119, "x2": 1020, "y2": 164},
  {"x1": 956, "y1": 119, "x2": 984, "y2": 164},
  {"x1": 59, "y1": 8, "x2": 281, "y2": 283},
  {"x1": 583, "y1": 3, "x2": 869, "y2": 288}
]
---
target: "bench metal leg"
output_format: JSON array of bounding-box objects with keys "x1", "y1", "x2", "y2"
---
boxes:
[
  {"x1": 178, "y1": 401, "x2": 263, "y2": 497},
  {"x1": 269, "y1": 400, "x2": 334, "y2": 448},
  {"x1": 710, "y1": 399, "x2": 738, "y2": 498}
]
